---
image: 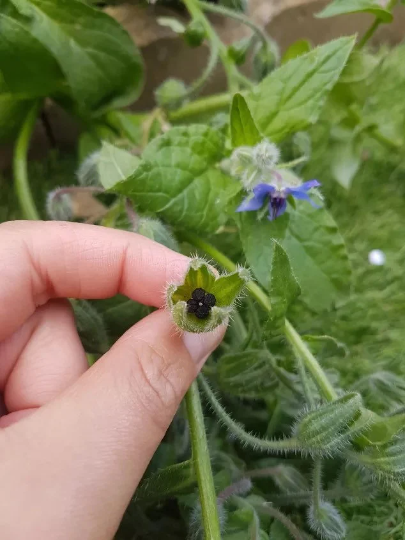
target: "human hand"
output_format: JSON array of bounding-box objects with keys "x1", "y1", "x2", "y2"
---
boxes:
[{"x1": 0, "y1": 221, "x2": 225, "y2": 539}]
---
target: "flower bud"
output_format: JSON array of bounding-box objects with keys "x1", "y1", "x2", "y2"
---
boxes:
[
  {"x1": 294, "y1": 393, "x2": 362, "y2": 456},
  {"x1": 155, "y1": 79, "x2": 188, "y2": 110},
  {"x1": 307, "y1": 501, "x2": 346, "y2": 540},
  {"x1": 229, "y1": 140, "x2": 280, "y2": 190},
  {"x1": 183, "y1": 20, "x2": 206, "y2": 47},
  {"x1": 137, "y1": 217, "x2": 179, "y2": 252},
  {"x1": 76, "y1": 151, "x2": 101, "y2": 186},
  {"x1": 253, "y1": 41, "x2": 279, "y2": 81},
  {"x1": 46, "y1": 188, "x2": 74, "y2": 221},
  {"x1": 228, "y1": 37, "x2": 251, "y2": 66},
  {"x1": 166, "y1": 258, "x2": 249, "y2": 333}
]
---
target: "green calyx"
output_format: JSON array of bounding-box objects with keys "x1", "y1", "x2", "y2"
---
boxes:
[{"x1": 166, "y1": 257, "x2": 250, "y2": 333}]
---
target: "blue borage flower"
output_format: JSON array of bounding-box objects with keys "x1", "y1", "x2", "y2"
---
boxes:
[{"x1": 237, "y1": 176, "x2": 321, "y2": 221}]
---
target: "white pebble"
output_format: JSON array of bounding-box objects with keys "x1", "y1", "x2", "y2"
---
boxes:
[{"x1": 368, "y1": 249, "x2": 386, "y2": 266}]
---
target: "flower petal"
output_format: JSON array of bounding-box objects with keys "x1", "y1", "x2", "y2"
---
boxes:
[
  {"x1": 286, "y1": 180, "x2": 321, "y2": 208},
  {"x1": 236, "y1": 183, "x2": 274, "y2": 212}
]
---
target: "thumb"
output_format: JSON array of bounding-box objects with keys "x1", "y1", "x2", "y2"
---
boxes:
[{"x1": 0, "y1": 309, "x2": 225, "y2": 540}]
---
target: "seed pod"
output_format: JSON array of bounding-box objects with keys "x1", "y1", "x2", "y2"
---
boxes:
[{"x1": 166, "y1": 257, "x2": 249, "y2": 333}]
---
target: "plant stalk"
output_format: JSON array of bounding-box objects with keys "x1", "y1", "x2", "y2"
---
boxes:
[
  {"x1": 13, "y1": 101, "x2": 41, "y2": 220},
  {"x1": 357, "y1": 0, "x2": 397, "y2": 49},
  {"x1": 181, "y1": 231, "x2": 337, "y2": 401},
  {"x1": 185, "y1": 381, "x2": 221, "y2": 540},
  {"x1": 183, "y1": 0, "x2": 238, "y2": 92}
]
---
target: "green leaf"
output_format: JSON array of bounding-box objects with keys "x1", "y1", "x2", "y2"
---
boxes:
[
  {"x1": 0, "y1": 0, "x2": 63, "y2": 98},
  {"x1": 91, "y1": 295, "x2": 150, "y2": 345},
  {"x1": 265, "y1": 240, "x2": 301, "y2": 338},
  {"x1": 97, "y1": 142, "x2": 140, "y2": 190},
  {"x1": 111, "y1": 125, "x2": 240, "y2": 234},
  {"x1": 217, "y1": 350, "x2": 278, "y2": 399},
  {"x1": 330, "y1": 138, "x2": 362, "y2": 189},
  {"x1": 247, "y1": 37, "x2": 355, "y2": 142},
  {"x1": 10, "y1": 0, "x2": 144, "y2": 112},
  {"x1": 281, "y1": 39, "x2": 311, "y2": 64},
  {"x1": 134, "y1": 460, "x2": 195, "y2": 503},
  {"x1": 339, "y1": 51, "x2": 380, "y2": 84},
  {"x1": 237, "y1": 195, "x2": 351, "y2": 312},
  {"x1": 230, "y1": 93, "x2": 261, "y2": 148},
  {"x1": 71, "y1": 299, "x2": 109, "y2": 354},
  {"x1": 316, "y1": 0, "x2": 393, "y2": 22}
]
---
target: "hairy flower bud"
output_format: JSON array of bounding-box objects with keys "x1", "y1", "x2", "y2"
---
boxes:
[
  {"x1": 228, "y1": 37, "x2": 252, "y2": 66},
  {"x1": 307, "y1": 501, "x2": 346, "y2": 540},
  {"x1": 46, "y1": 188, "x2": 74, "y2": 221},
  {"x1": 76, "y1": 151, "x2": 101, "y2": 186},
  {"x1": 229, "y1": 140, "x2": 280, "y2": 190},
  {"x1": 166, "y1": 258, "x2": 249, "y2": 333},
  {"x1": 155, "y1": 79, "x2": 188, "y2": 110},
  {"x1": 294, "y1": 393, "x2": 363, "y2": 456},
  {"x1": 253, "y1": 41, "x2": 279, "y2": 81}
]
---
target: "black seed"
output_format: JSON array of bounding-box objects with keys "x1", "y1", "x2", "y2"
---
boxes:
[
  {"x1": 195, "y1": 304, "x2": 210, "y2": 319},
  {"x1": 192, "y1": 287, "x2": 206, "y2": 301},
  {"x1": 187, "y1": 298, "x2": 198, "y2": 313},
  {"x1": 203, "y1": 293, "x2": 216, "y2": 307}
]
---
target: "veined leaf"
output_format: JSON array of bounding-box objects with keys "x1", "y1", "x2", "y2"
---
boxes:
[
  {"x1": 10, "y1": 0, "x2": 144, "y2": 112},
  {"x1": 217, "y1": 349, "x2": 278, "y2": 399},
  {"x1": 230, "y1": 93, "x2": 261, "y2": 148},
  {"x1": 237, "y1": 199, "x2": 351, "y2": 312},
  {"x1": 111, "y1": 125, "x2": 240, "y2": 234},
  {"x1": 97, "y1": 142, "x2": 140, "y2": 190},
  {"x1": 316, "y1": 0, "x2": 393, "y2": 22},
  {"x1": 0, "y1": 0, "x2": 63, "y2": 98},
  {"x1": 265, "y1": 240, "x2": 301, "y2": 339},
  {"x1": 247, "y1": 37, "x2": 355, "y2": 142}
]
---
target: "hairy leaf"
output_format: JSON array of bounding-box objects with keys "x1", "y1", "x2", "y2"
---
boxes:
[
  {"x1": 97, "y1": 142, "x2": 140, "y2": 190},
  {"x1": 265, "y1": 240, "x2": 301, "y2": 338},
  {"x1": 247, "y1": 37, "x2": 355, "y2": 142},
  {"x1": 237, "y1": 199, "x2": 351, "y2": 312},
  {"x1": 217, "y1": 350, "x2": 278, "y2": 399},
  {"x1": 112, "y1": 125, "x2": 240, "y2": 233},
  {"x1": 230, "y1": 93, "x2": 261, "y2": 148},
  {"x1": 134, "y1": 460, "x2": 195, "y2": 503}
]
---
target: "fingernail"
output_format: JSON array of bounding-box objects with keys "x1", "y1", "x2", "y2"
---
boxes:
[{"x1": 182, "y1": 325, "x2": 226, "y2": 368}]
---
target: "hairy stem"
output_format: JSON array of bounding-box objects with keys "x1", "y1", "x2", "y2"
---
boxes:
[
  {"x1": 199, "y1": 374, "x2": 298, "y2": 453},
  {"x1": 198, "y1": 0, "x2": 269, "y2": 48},
  {"x1": 13, "y1": 101, "x2": 41, "y2": 220},
  {"x1": 184, "y1": 42, "x2": 219, "y2": 100},
  {"x1": 181, "y1": 231, "x2": 336, "y2": 401},
  {"x1": 358, "y1": 0, "x2": 397, "y2": 49},
  {"x1": 260, "y1": 504, "x2": 305, "y2": 540},
  {"x1": 312, "y1": 459, "x2": 323, "y2": 515},
  {"x1": 182, "y1": 0, "x2": 238, "y2": 92},
  {"x1": 185, "y1": 381, "x2": 221, "y2": 540}
]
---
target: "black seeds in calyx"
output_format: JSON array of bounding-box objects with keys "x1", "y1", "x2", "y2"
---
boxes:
[
  {"x1": 195, "y1": 304, "x2": 210, "y2": 319},
  {"x1": 187, "y1": 298, "x2": 199, "y2": 313},
  {"x1": 203, "y1": 293, "x2": 216, "y2": 307},
  {"x1": 192, "y1": 288, "x2": 205, "y2": 301}
]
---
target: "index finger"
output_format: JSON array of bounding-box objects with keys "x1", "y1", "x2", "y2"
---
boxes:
[{"x1": 0, "y1": 221, "x2": 189, "y2": 342}]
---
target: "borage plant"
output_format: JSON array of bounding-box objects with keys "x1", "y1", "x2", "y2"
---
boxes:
[{"x1": 3, "y1": 0, "x2": 405, "y2": 538}]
